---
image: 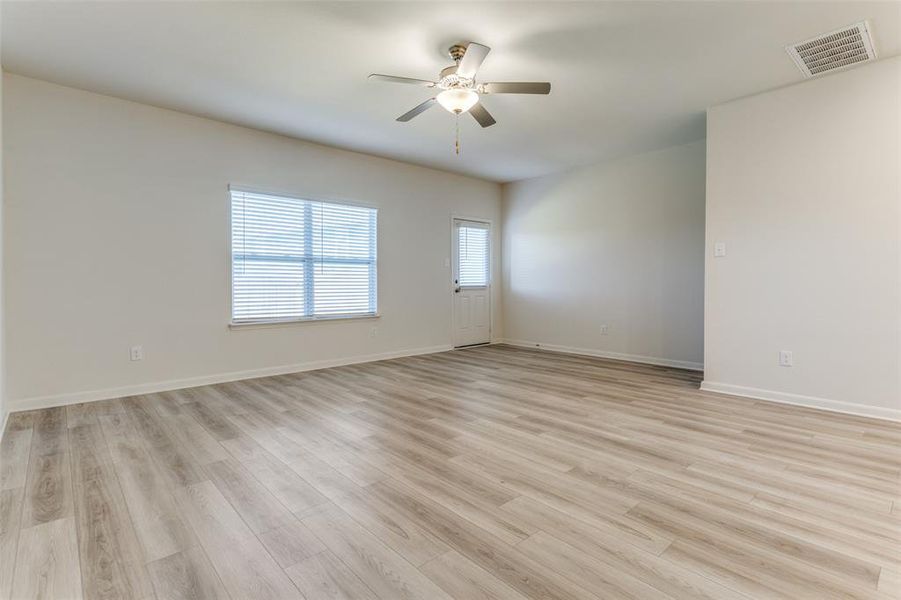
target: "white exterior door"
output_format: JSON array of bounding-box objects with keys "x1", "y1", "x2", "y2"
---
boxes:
[{"x1": 453, "y1": 219, "x2": 490, "y2": 347}]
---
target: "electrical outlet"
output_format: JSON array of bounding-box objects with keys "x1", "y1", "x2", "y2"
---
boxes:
[
  {"x1": 369, "y1": 327, "x2": 378, "y2": 338},
  {"x1": 130, "y1": 345, "x2": 144, "y2": 361},
  {"x1": 779, "y1": 350, "x2": 793, "y2": 367},
  {"x1": 600, "y1": 324, "x2": 609, "y2": 335},
  {"x1": 714, "y1": 242, "x2": 727, "y2": 257}
]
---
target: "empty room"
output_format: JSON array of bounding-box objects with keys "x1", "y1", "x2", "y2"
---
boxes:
[{"x1": 0, "y1": 1, "x2": 899, "y2": 599}]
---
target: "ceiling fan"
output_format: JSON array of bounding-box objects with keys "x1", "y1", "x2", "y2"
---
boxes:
[{"x1": 369, "y1": 42, "x2": 551, "y2": 129}]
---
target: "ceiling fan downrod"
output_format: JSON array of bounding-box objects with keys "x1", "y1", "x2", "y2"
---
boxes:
[{"x1": 448, "y1": 44, "x2": 467, "y2": 63}]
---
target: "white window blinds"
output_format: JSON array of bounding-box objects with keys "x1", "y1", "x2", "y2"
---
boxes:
[
  {"x1": 230, "y1": 189, "x2": 377, "y2": 323},
  {"x1": 457, "y1": 222, "x2": 489, "y2": 287}
]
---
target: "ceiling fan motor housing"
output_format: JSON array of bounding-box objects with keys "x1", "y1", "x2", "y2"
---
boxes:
[{"x1": 438, "y1": 68, "x2": 473, "y2": 90}]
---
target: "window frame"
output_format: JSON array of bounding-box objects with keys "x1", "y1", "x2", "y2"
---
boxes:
[{"x1": 227, "y1": 185, "x2": 379, "y2": 328}]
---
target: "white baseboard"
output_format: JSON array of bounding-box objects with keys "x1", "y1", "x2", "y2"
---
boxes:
[
  {"x1": 7, "y1": 344, "x2": 453, "y2": 415},
  {"x1": 499, "y1": 339, "x2": 704, "y2": 371},
  {"x1": 0, "y1": 409, "x2": 9, "y2": 443},
  {"x1": 700, "y1": 381, "x2": 901, "y2": 422},
  {"x1": 11, "y1": 342, "x2": 895, "y2": 425}
]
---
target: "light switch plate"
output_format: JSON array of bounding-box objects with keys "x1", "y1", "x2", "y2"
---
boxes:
[
  {"x1": 714, "y1": 242, "x2": 727, "y2": 257},
  {"x1": 779, "y1": 350, "x2": 793, "y2": 367}
]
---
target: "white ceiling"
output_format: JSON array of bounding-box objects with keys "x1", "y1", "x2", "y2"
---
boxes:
[{"x1": 2, "y1": 1, "x2": 899, "y2": 182}]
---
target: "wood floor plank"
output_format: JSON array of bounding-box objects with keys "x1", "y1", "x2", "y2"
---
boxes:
[
  {"x1": 661, "y1": 539, "x2": 803, "y2": 599},
  {"x1": 452, "y1": 448, "x2": 639, "y2": 525},
  {"x1": 163, "y1": 414, "x2": 230, "y2": 465},
  {"x1": 257, "y1": 518, "x2": 325, "y2": 568},
  {"x1": 220, "y1": 435, "x2": 328, "y2": 513},
  {"x1": 327, "y1": 482, "x2": 450, "y2": 567},
  {"x1": 147, "y1": 546, "x2": 230, "y2": 600},
  {"x1": 369, "y1": 477, "x2": 603, "y2": 600},
  {"x1": 516, "y1": 531, "x2": 669, "y2": 600},
  {"x1": 68, "y1": 424, "x2": 115, "y2": 485},
  {"x1": 1, "y1": 429, "x2": 33, "y2": 490},
  {"x1": 122, "y1": 397, "x2": 206, "y2": 489},
  {"x1": 500, "y1": 494, "x2": 669, "y2": 557},
  {"x1": 173, "y1": 480, "x2": 255, "y2": 548},
  {"x1": 181, "y1": 401, "x2": 240, "y2": 441},
  {"x1": 226, "y1": 413, "x2": 307, "y2": 463},
  {"x1": 499, "y1": 496, "x2": 745, "y2": 600},
  {"x1": 174, "y1": 480, "x2": 301, "y2": 599},
  {"x1": 204, "y1": 458, "x2": 295, "y2": 534},
  {"x1": 419, "y1": 550, "x2": 531, "y2": 600},
  {"x1": 285, "y1": 453, "x2": 363, "y2": 500},
  {"x1": 99, "y1": 413, "x2": 198, "y2": 562},
  {"x1": 751, "y1": 492, "x2": 901, "y2": 553},
  {"x1": 71, "y1": 404, "x2": 152, "y2": 600},
  {"x1": 351, "y1": 432, "x2": 519, "y2": 507},
  {"x1": 627, "y1": 496, "x2": 881, "y2": 589},
  {"x1": 877, "y1": 568, "x2": 899, "y2": 596},
  {"x1": 66, "y1": 400, "x2": 124, "y2": 430},
  {"x1": 351, "y1": 439, "x2": 536, "y2": 546},
  {"x1": 0, "y1": 487, "x2": 25, "y2": 599},
  {"x1": 284, "y1": 550, "x2": 379, "y2": 600},
  {"x1": 301, "y1": 503, "x2": 454, "y2": 600},
  {"x1": 71, "y1": 471, "x2": 153, "y2": 600},
  {"x1": 22, "y1": 451, "x2": 73, "y2": 528},
  {"x1": 12, "y1": 517, "x2": 83, "y2": 600},
  {"x1": 204, "y1": 534, "x2": 303, "y2": 600},
  {"x1": 30, "y1": 408, "x2": 68, "y2": 457},
  {"x1": 5, "y1": 412, "x2": 36, "y2": 432},
  {"x1": 639, "y1": 502, "x2": 880, "y2": 599},
  {"x1": 20, "y1": 409, "x2": 73, "y2": 530}
]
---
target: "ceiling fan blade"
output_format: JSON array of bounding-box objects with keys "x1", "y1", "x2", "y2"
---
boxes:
[
  {"x1": 397, "y1": 98, "x2": 437, "y2": 122},
  {"x1": 369, "y1": 74, "x2": 435, "y2": 87},
  {"x1": 456, "y1": 42, "x2": 490, "y2": 79},
  {"x1": 481, "y1": 82, "x2": 551, "y2": 95},
  {"x1": 469, "y1": 102, "x2": 496, "y2": 128}
]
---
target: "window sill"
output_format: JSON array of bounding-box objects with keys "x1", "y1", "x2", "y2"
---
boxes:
[{"x1": 229, "y1": 313, "x2": 380, "y2": 330}]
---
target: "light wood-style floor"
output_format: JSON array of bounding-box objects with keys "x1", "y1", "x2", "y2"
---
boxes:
[{"x1": 1, "y1": 345, "x2": 899, "y2": 600}]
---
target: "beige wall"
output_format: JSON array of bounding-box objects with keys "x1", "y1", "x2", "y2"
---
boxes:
[
  {"x1": 704, "y1": 57, "x2": 901, "y2": 420},
  {"x1": 501, "y1": 141, "x2": 706, "y2": 369},
  {"x1": 0, "y1": 59, "x2": 4, "y2": 427},
  {"x1": 3, "y1": 74, "x2": 502, "y2": 410}
]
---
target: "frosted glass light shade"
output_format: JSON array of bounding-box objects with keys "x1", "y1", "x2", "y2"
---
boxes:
[{"x1": 437, "y1": 89, "x2": 479, "y2": 114}]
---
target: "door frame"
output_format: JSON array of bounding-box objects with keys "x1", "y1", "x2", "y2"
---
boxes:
[{"x1": 450, "y1": 215, "x2": 492, "y2": 347}]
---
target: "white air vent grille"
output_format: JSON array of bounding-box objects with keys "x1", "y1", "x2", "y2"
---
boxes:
[{"x1": 787, "y1": 21, "x2": 877, "y2": 78}]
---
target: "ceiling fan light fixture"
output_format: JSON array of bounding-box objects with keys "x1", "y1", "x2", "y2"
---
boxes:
[{"x1": 436, "y1": 88, "x2": 479, "y2": 114}]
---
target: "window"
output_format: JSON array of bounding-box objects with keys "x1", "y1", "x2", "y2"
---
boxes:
[
  {"x1": 230, "y1": 189, "x2": 377, "y2": 324},
  {"x1": 456, "y1": 221, "x2": 489, "y2": 287}
]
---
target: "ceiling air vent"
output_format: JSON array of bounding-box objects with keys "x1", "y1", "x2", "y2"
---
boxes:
[{"x1": 786, "y1": 21, "x2": 877, "y2": 78}]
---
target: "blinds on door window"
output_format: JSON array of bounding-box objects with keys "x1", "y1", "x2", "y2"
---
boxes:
[
  {"x1": 457, "y1": 222, "x2": 489, "y2": 287},
  {"x1": 230, "y1": 189, "x2": 377, "y2": 323}
]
